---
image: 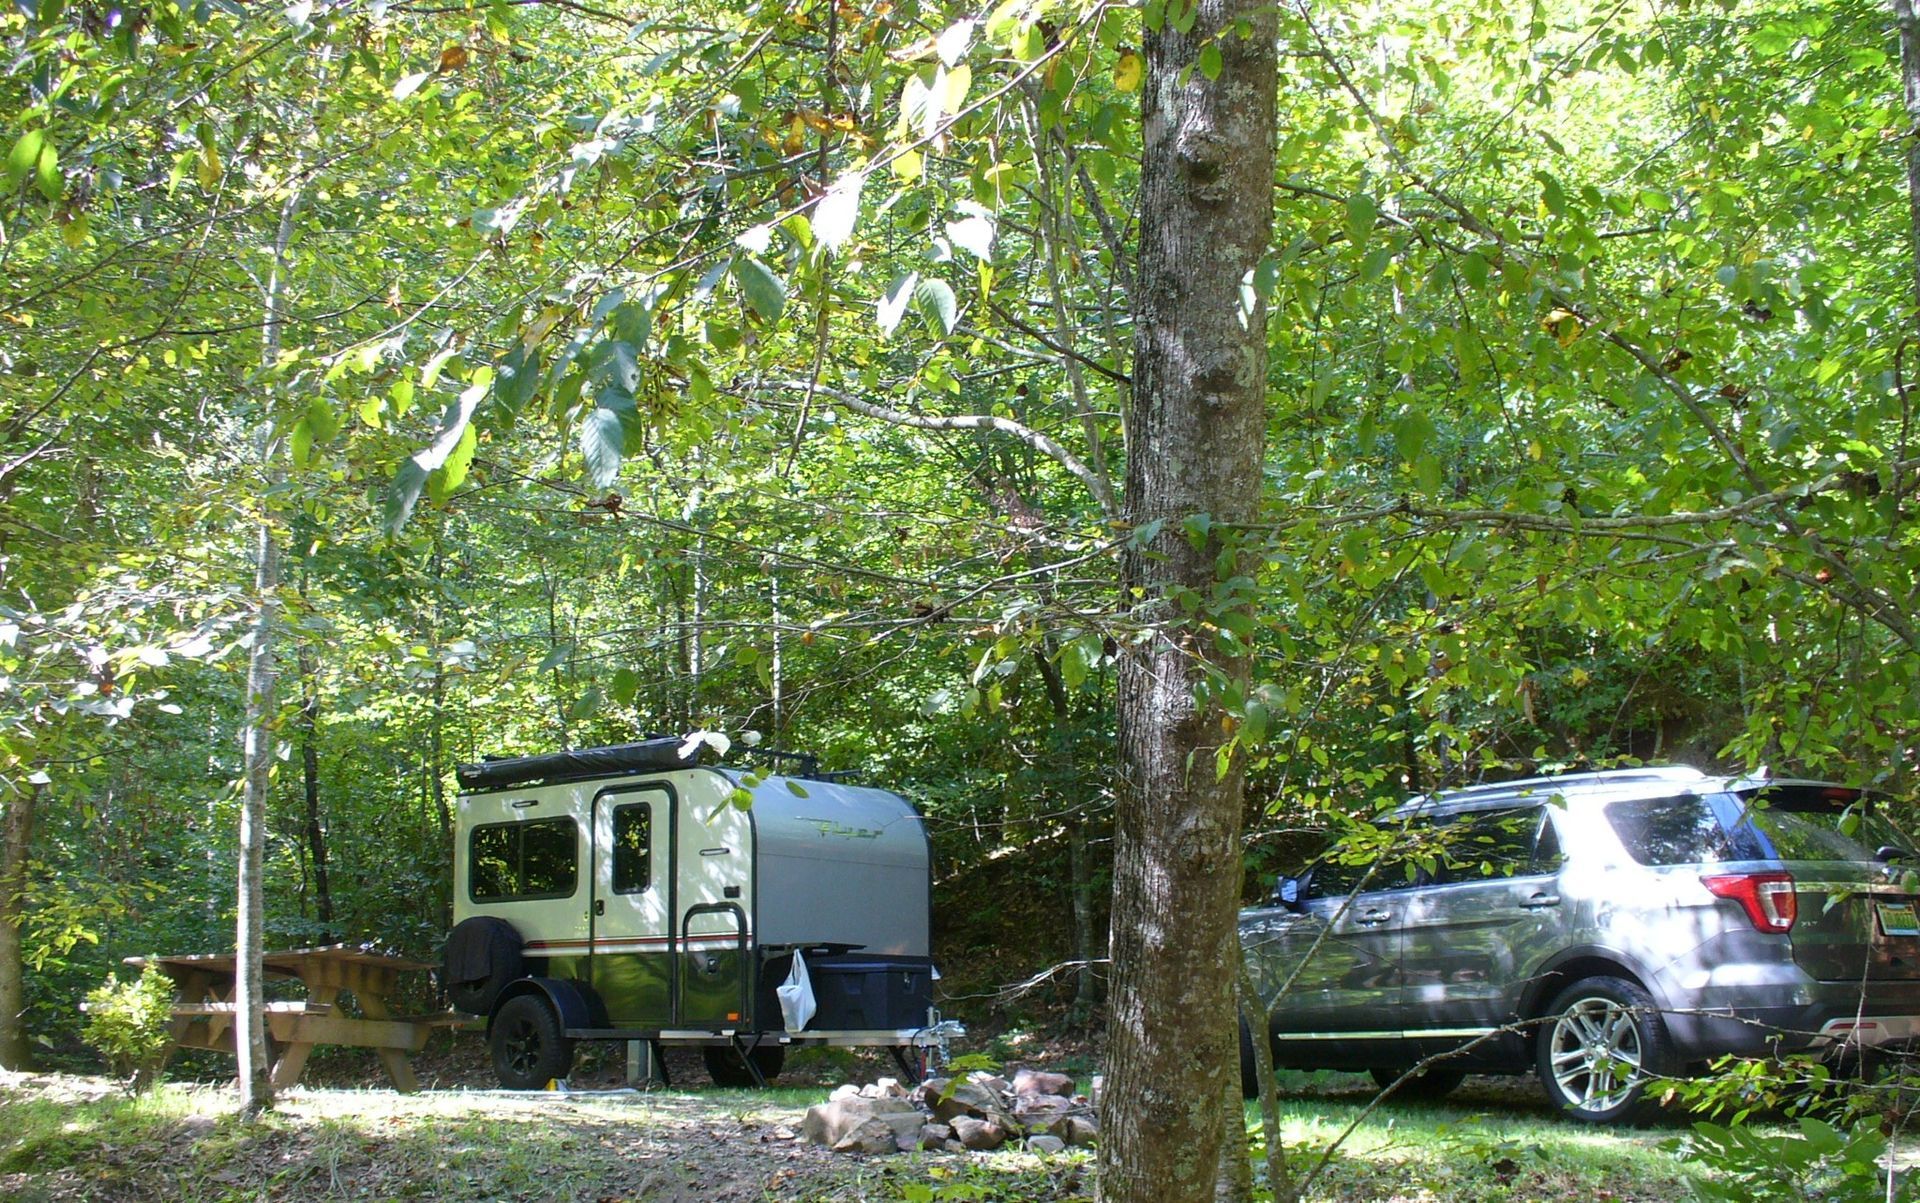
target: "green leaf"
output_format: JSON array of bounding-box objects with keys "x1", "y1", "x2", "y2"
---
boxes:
[
  {"x1": 878, "y1": 271, "x2": 919, "y2": 337},
  {"x1": 305, "y1": 398, "x2": 341, "y2": 444},
  {"x1": 393, "y1": 71, "x2": 431, "y2": 101},
  {"x1": 432, "y1": 424, "x2": 478, "y2": 503},
  {"x1": 1346, "y1": 192, "x2": 1378, "y2": 248},
  {"x1": 946, "y1": 210, "x2": 994, "y2": 260},
  {"x1": 33, "y1": 139, "x2": 59, "y2": 201},
  {"x1": 383, "y1": 460, "x2": 431, "y2": 537},
  {"x1": 733, "y1": 256, "x2": 787, "y2": 322},
  {"x1": 609, "y1": 667, "x2": 640, "y2": 706},
  {"x1": 1198, "y1": 41, "x2": 1222, "y2": 81},
  {"x1": 6, "y1": 129, "x2": 44, "y2": 191},
  {"x1": 580, "y1": 383, "x2": 642, "y2": 486},
  {"x1": 814, "y1": 173, "x2": 864, "y2": 252},
  {"x1": 1459, "y1": 250, "x2": 1490, "y2": 290},
  {"x1": 491, "y1": 344, "x2": 542, "y2": 414},
  {"x1": 384, "y1": 380, "x2": 486, "y2": 535},
  {"x1": 289, "y1": 417, "x2": 314, "y2": 468},
  {"x1": 913, "y1": 278, "x2": 958, "y2": 336}
]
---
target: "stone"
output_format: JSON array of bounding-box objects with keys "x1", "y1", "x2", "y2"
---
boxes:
[
  {"x1": 832, "y1": 1118, "x2": 899, "y2": 1156},
  {"x1": 1010, "y1": 1093, "x2": 1076, "y2": 1138},
  {"x1": 918, "y1": 1123, "x2": 951, "y2": 1150},
  {"x1": 1012, "y1": 1068, "x2": 1076, "y2": 1099},
  {"x1": 802, "y1": 1095, "x2": 925, "y2": 1150},
  {"x1": 868, "y1": 1077, "x2": 908, "y2": 1098},
  {"x1": 942, "y1": 1139, "x2": 967, "y2": 1154},
  {"x1": 920, "y1": 1075, "x2": 1003, "y2": 1123},
  {"x1": 829, "y1": 1083, "x2": 862, "y2": 1102},
  {"x1": 1064, "y1": 1115, "x2": 1099, "y2": 1147},
  {"x1": 1025, "y1": 1135, "x2": 1067, "y2": 1155},
  {"x1": 950, "y1": 1115, "x2": 1007, "y2": 1151}
]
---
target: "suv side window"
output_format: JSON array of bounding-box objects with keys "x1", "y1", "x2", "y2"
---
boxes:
[
  {"x1": 1432, "y1": 806, "x2": 1560, "y2": 884},
  {"x1": 1301, "y1": 823, "x2": 1427, "y2": 900},
  {"x1": 1607, "y1": 794, "x2": 1769, "y2": 866}
]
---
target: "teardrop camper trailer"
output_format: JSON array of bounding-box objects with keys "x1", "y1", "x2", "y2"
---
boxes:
[{"x1": 444, "y1": 738, "x2": 960, "y2": 1088}]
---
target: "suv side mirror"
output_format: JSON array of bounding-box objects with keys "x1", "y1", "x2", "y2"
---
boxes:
[{"x1": 1274, "y1": 876, "x2": 1303, "y2": 911}]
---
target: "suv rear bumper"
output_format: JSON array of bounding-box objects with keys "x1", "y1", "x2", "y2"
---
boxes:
[{"x1": 1659, "y1": 977, "x2": 1920, "y2": 1059}]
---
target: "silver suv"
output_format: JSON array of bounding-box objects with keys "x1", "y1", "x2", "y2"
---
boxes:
[{"x1": 1239, "y1": 767, "x2": 1920, "y2": 1123}]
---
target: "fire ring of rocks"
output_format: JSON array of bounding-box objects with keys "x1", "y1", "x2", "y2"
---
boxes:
[{"x1": 800, "y1": 1068, "x2": 1101, "y2": 1156}]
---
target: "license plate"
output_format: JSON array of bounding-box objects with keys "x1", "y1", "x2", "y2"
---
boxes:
[{"x1": 1877, "y1": 902, "x2": 1920, "y2": 937}]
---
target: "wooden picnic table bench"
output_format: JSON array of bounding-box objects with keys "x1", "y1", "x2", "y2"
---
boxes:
[{"x1": 128, "y1": 944, "x2": 463, "y2": 1093}]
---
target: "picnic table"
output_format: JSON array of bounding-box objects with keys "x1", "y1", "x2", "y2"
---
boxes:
[{"x1": 128, "y1": 944, "x2": 464, "y2": 1093}]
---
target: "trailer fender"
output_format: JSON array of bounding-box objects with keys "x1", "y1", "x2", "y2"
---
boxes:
[{"x1": 489, "y1": 977, "x2": 607, "y2": 1035}]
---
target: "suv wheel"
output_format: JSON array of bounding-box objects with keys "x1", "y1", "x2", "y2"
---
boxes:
[
  {"x1": 1536, "y1": 976, "x2": 1670, "y2": 1124},
  {"x1": 1369, "y1": 1065, "x2": 1465, "y2": 1102}
]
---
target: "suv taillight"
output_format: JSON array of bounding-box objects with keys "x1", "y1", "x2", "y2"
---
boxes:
[{"x1": 1702, "y1": 872, "x2": 1798, "y2": 932}]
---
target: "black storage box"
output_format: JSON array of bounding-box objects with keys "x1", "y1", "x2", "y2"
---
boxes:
[{"x1": 756, "y1": 949, "x2": 934, "y2": 1031}]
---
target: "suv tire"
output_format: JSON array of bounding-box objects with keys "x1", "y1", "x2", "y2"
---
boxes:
[
  {"x1": 490, "y1": 993, "x2": 575, "y2": 1090},
  {"x1": 1369, "y1": 1065, "x2": 1465, "y2": 1102},
  {"x1": 1536, "y1": 975, "x2": 1671, "y2": 1124}
]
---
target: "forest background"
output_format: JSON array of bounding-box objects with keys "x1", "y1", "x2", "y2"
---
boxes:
[{"x1": 2, "y1": 0, "x2": 1918, "y2": 1192}]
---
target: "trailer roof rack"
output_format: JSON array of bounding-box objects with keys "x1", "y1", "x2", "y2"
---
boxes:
[
  {"x1": 455, "y1": 737, "x2": 697, "y2": 792},
  {"x1": 456, "y1": 736, "x2": 849, "y2": 791}
]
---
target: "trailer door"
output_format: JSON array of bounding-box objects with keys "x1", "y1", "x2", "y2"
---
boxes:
[
  {"x1": 675, "y1": 783, "x2": 752, "y2": 1029},
  {"x1": 589, "y1": 785, "x2": 674, "y2": 1026}
]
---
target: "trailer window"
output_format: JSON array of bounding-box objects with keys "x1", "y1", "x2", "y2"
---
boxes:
[
  {"x1": 612, "y1": 803, "x2": 652, "y2": 893},
  {"x1": 469, "y1": 817, "x2": 578, "y2": 901}
]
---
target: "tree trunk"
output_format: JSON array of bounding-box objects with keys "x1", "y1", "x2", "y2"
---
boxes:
[
  {"x1": 238, "y1": 499, "x2": 279, "y2": 1114},
  {"x1": 0, "y1": 782, "x2": 39, "y2": 1069},
  {"x1": 298, "y1": 648, "x2": 334, "y2": 935},
  {"x1": 1098, "y1": 2, "x2": 1276, "y2": 1200},
  {"x1": 237, "y1": 186, "x2": 305, "y2": 1115},
  {"x1": 1898, "y1": 0, "x2": 1920, "y2": 318},
  {"x1": 1897, "y1": 0, "x2": 1920, "y2": 533}
]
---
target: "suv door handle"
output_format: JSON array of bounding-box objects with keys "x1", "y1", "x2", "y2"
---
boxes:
[
  {"x1": 1520, "y1": 893, "x2": 1562, "y2": 910},
  {"x1": 1356, "y1": 908, "x2": 1393, "y2": 926}
]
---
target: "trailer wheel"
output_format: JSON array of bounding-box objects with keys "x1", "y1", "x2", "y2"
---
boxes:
[
  {"x1": 490, "y1": 994, "x2": 574, "y2": 1090},
  {"x1": 703, "y1": 1043, "x2": 785, "y2": 1087}
]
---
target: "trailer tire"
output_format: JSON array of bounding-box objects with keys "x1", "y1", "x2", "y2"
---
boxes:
[
  {"x1": 490, "y1": 994, "x2": 574, "y2": 1090},
  {"x1": 703, "y1": 1043, "x2": 785, "y2": 1087},
  {"x1": 444, "y1": 917, "x2": 523, "y2": 1015}
]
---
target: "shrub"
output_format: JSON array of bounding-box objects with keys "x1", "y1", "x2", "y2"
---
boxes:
[{"x1": 81, "y1": 963, "x2": 175, "y2": 1092}]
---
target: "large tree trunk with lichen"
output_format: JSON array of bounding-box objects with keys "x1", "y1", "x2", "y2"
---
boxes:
[{"x1": 1096, "y1": 3, "x2": 1277, "y2": 1202}]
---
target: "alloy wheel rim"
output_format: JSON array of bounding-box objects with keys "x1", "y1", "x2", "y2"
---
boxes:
[
  {"x1": 1547, "y1": 995, "x2": 1644, "y2": 1112},
  {"x1": 503, "y1": 1017, "x2": 541, "y2": 1075}
]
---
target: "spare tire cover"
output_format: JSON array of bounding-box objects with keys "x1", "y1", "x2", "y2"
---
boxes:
[{"x1": 444, "y1": 916, "x2": 524, "y2": 1015}]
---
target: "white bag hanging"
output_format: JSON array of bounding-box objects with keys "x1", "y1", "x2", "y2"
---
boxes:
[{"x1": 777, "y1": 948, "x2": 817, "y2": 1031}]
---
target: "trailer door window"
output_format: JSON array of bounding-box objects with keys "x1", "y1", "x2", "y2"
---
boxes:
[
  {"x1": 611, "y1": 803, "x2": 652, "y2": 893},
  {"x1": 469, "y1": 817, "x2": 578, "y2": 901}
]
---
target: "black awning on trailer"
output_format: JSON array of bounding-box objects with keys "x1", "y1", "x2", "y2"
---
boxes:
[{"x1": 455, "y1": 738, "x2": 698, "y2": 792}]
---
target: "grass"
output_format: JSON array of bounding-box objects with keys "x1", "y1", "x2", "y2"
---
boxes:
[
  {"x1": 0, "y1": 1068, "x2": 1737, "y2": 1202},
  {"x1": 1252, "y1": 1072, "x2": 1703, "y2": 1201}
]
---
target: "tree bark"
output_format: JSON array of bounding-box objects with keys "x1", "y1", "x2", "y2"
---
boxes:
[
  {"x1": 1098, "y1": 2, "x2": 1276, "y2": 1201},
  {"x1": 1898, "y1": 0, "x2": 1920, "y2": 319},
  {"x1": 297, "y1": 647, "x2": 333, "y2": 935},
  {"x1": 1897, "y1": 0, "x2": 1920, "y2": 524},
  {"x1": 0, "y1": 782, "x2": 39, "y2": 1069},
  {"x1": 237, "y1": 185, "x2": 304, "y2": 1115},
  {"x1": 238, "y1": 499, "x2": 279, "y2": 1114}
]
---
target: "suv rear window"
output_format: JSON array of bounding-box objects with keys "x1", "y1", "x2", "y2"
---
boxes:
[{"x1": 1606, "y1": 791, "x2": 1882, "y2": 866}]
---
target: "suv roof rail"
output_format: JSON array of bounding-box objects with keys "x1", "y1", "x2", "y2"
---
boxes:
[{"x1": 1410, "y1": 765, "x2": 1712, "y2": 807}]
